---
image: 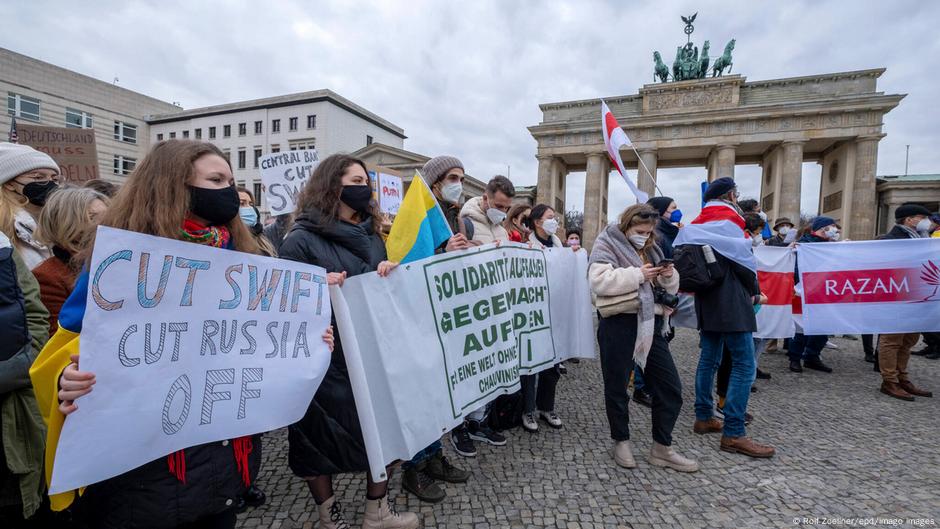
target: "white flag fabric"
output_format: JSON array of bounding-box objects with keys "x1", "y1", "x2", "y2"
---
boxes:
[
  {"x1": 601, "y1": 100, "x2": 649, "y2": 203},
  {"x1": 332, "y1": 243, "x2": 595, "y2": 480},
  {"x1": 798, "y1": 239, "x2": 940, "y2": 335},
  {"x1": 754, "y1": 246, "x2": 796, "y2": 339}
]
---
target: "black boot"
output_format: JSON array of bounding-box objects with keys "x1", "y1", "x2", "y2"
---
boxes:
[
  {"x1": 789, "y1": 360, "x2": 803, "y2": 373},
  {"x1": 804, "y1": 358, "x2": 833, "y2": 373}
]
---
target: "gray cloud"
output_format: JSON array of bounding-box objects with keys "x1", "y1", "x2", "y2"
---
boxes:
[{"x1": 10, "y1": 0, "x2": 938, "y2": 221}]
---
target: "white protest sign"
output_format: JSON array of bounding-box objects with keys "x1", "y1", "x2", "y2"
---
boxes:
[
  {"x1": 378, "y1": 173, "x2": 403, "y2": 215},
  {"x1": 332, "y1": 243, "x2": 594, "y2": 480},
  {"x1": 50, "y1": 226, "x2": 332, "y2": 493},
  {"x1": 259, "y1": 149, "x2": 319, "y2": 216}
]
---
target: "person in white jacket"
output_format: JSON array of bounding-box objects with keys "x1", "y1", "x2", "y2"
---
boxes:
[
  {"x1": 459, "y1": 175, "x2": 514, "y2": 245},
  {"x1": 589, "y1": 204, "x2": 699, "y2": 473}
]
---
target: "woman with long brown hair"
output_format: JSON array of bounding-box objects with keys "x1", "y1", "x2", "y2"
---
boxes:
[
  {"x1": 589, "y1": 204, "x2": 698, "y2": 474},
  {"x1": 33, "y1": 140, "x2": 334, "y2": 529},
  {"x1": 279, "y1": 154, "x2": 418, "y2": 529}
]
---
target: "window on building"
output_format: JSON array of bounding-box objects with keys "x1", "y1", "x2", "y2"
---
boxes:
[
  {"x1": 157, "y1": 133, "x2": 164, "y2": 141},
  {"x1": 65, "y1": 107, "x2": 93, "y2": 128},
  {"x1": 307, "y1": 114, "x2": 317, "y2": 129},
  {"x1": 254, "y1": 121, "x2": 262, "y2": 134},
  {"x1": 271, "y1": 119, "x2": 280, "y2": 133},
  {"x1": 169, "y1": 132, "x2": 176, "y2": 139},
  {"x1": 289, "y1": 117, "x2": 298, "y2": 131},
  {"x1": 7, "y1": 93, "x2": 41, "y2": 121},
  {"x1": 270, "y1": 144, "x2": 280, "y2": 153},
  {"x1": 182, "y1": 130, "x2": 190, "y2": 138},
  {"x1": 238, "y1": 123, "x2": 246, "y2": 136},
  {"x1": 114, "y1": 121, "x2": 138, "y2": 144},
  {"x1": 253, "y1": 148, "x2": 262, "y2": 168},
  {"x1": 289, "y1": 139, "x2": 316, "y2": 151},
  {"x1": 222, "y1": 149, "x2": 231, "y2": 163},
  {"x1": 113, "y1": 155, "x2": 137, "y2": 176},
  {"x1": 237, "y1": 149, "x2": 246, "y2": 169},
  {"x1": 366, "y1": 135, "x2": 374, "y2": 146},
  {"x1": 209, "y1": 126, "x2": 217, "y2": 139},
  {"x1": 195, "y1": 128, "x2": 202, "y2": 139},
  {"x1": 253, "y1": 182, "x2": 262, "y2": 206},
  {"x1": 223, "y1": 125, "x2": 231, "y2": 138}
]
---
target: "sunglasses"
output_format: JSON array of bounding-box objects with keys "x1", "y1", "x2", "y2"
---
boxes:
[{"x1": 636, "y1": 212, "x2": 659, "y2": 219}]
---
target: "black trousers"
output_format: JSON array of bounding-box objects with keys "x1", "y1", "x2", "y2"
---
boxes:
[
  {"x1": 177, "y1": 509, "x2": 236, "y2": 529},
  {"x1": 598, "y1": 313, "x2": 683, "y2": 446},
  {"x1": 521, "y1": 366, "x2": 560, "y2": 413},
  {"x1": 862, "y1": 334, "x2": 876, "y2": 355},
  {"x1": 923, "y1": 333, "x2": 940, "y2": 349}
]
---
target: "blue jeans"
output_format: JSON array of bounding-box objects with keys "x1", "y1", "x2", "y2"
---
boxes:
[
  {"x1": 403, "y1": 440, "x2": 442, "y2": 469},
  {"x1": 788, "y1": 333, "x2": 828, "y2": 363},
  {"x1": 695, "y1": 331, "x2": 755, "y2": 438},
  {"x1": 632, "y1": 366, "x2": 646, "y2": 391}
]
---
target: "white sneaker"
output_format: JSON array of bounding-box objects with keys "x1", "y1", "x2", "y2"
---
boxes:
[
  {"x1": 825, "y1": 340, "x2": 839, "y2": 349},
  {"x1": 613, "y1": 440, "x2": 636, "y2": 469},
  {"x1": 521, "y1": 412, "x2": 538, "y2": 432},
  {"x1": 538, "y1": 410, "x2": 563, "y2": 429}
]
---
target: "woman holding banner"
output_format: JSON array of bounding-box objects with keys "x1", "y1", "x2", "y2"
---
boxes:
[
  {"x1": 31, "y1": 140, "x2": 335, "y2": 529},
  {"x1": 278, "y1": 154, "x2": 419, "y2": 529},
  {"x1": 590, "y1": 204, "x2": 699, "y2": 473}
]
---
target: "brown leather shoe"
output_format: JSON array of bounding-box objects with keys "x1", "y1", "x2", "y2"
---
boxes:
[
  {"x1": 899, "y1": 380, "x2": 932, "y2": 398},
  {"x1": 880, "y1": 381, "x2": 915, "y2": 401},
  {"x1": 720, "y1": 436, "x2": 775, "y2": 458},
  {"x1": 693, "y1": 417, "x2": 723, "y2": 435}
]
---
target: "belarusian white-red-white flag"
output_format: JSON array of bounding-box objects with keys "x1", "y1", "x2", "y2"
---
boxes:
[
  {"x1": 601, "y1": 100, "x2": 648, "y2": 203},
  {"x1": 754, "y1": 246, "x2": 796, "y2": 339}
]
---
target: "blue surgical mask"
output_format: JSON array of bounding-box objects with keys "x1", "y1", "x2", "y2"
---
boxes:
[
  {"x1": 669, "y1": 209, "x2": 683, "y2": 223},
  {"x1": 239, "y1": 206, "x2": 258, "y2": 227}
]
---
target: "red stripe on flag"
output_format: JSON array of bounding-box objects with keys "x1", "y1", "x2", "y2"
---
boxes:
[
  {"x1": 757, "y1": 270, "x2": 793, "y2": 305},
  {"x1": 802, "y1": 268, "x2": 926, "y2": 304}
]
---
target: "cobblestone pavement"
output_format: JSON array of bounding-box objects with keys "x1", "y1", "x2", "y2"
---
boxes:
[{"x1": 238, "y1": 331, "x2": 940, "y2": 528}]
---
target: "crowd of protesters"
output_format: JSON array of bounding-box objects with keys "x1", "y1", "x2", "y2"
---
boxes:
[{"x1": 0, "y1": 138, "x2": 937, "y2": 528}]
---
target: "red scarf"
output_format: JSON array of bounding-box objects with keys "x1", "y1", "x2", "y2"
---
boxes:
[
  {"x1": 691, "y1": 202, "x2": 747, "y2": 234},
  {"x1": 167, "y1": 220, "x2": 252, "y2": 487}
]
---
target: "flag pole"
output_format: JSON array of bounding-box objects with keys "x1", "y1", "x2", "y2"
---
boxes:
[{"x1": 629, "y1": 145, "x2": 665, "y2": 197}]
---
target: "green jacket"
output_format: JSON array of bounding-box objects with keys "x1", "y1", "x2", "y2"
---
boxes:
[{"x1": 1, "y1": 249, "x2": 49, "y2": 519}]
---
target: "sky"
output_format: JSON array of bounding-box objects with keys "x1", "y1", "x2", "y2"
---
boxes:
[{"x1": 8, "y1": 0, "x2": 939, "y2": 220}]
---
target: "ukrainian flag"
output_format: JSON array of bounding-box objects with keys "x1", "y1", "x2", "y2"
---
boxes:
[{"x1": 386, "y1": 171, "x2": 453, "y2": 263}]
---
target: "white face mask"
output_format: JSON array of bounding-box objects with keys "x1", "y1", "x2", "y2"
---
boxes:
[
  {"x1": 542, "y1": 218, "x2": 559, "y2": 235},
  {"x1": 628, "y1": 233, "x2": 649, "y2": 248},
  {"x1": 751, "y1": 235, "x2": 764, "y2": 247},
  {"x1": 486, "y1": 207, "x2": 507, "y2": 225},
  {"x1": 758, "y1": 211, "x2": 768, "y2": 221},
  {"x1": 567, "y1": 237, "x2": 580, "y2": 246},
  {"x1": 916, "y1": 218, "x2": 932, "y2": 233},
  {"x1": 826, "y1": 227, "x2": 840, "y2": 240},
  {"x1": 440, "y1": 182, "x2": 463, "y2": 203},
  {"x1": 778, "y1": 226, "x2": 791, "y2": 235}
]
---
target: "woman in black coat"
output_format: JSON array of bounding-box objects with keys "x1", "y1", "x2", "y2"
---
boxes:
[{"x1": 278, "y1": 154, "x2": 418, "y2": 529}]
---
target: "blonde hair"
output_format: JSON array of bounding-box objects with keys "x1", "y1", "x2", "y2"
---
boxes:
[
  {"x1": 35, "y1": 185, "x2": 110, "y2": 256},
  {"x1": 617, "y1": 204, "x2": 659, "y2": 260}
]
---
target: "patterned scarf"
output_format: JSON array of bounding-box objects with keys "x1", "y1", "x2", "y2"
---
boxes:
[
  {"x1": 167, "y1": 219, "x2": 252, "y2": 487},
  {"x1": 179, "y1": 218, "x2": 231, "y2": 248}
]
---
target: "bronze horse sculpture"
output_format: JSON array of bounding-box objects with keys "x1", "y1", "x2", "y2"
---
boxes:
[
  {"x1": 712, "y1": 39, "x2": 735, "y2": 77},
  {"x1": 653, "y1": 51, "x2": 670, "y2": 82}
]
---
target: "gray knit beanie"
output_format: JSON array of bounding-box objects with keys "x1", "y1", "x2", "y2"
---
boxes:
[
  {"x1": 0, "y1": 142, "x2": 59, "y2": 185},
  {"x1": 421, "y1": 155, "x2": 464, "y2": 187}
]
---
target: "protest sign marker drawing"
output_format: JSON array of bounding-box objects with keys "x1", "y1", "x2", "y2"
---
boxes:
[{"x1": 259, "y1": 149, "x2": 320, "y2": 216}]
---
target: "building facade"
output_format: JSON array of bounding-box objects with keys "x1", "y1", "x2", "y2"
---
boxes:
[
  {"x1": 148, "y1": 92, "x2": 406, "y2": 210},
  {"x1": 876, "y1": 174, "x2": 940, "y2": 234},
  {"x1": 1, "y1": 47, "x2": 181, "y2": 181}
]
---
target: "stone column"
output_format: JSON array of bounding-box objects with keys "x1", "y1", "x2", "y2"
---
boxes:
[
  {"x1": 535, "y1": 154, "x2": 554, "y2": 206},
  {"x1": 777, "y1": 141, "x2": 805, "y2": 223},
  {"x1": 637, "y1": 149, "x2": 657, "y2": 198},
  {"x1": 715, "y1": 144, "x2": 737, "y2": 180},
  {"x1": 583, "y1": 153, "x2": 609, "y2": 251},
  {"x1": 550, "y1": 157, "x2": 568, "y2": 213},
  {"x1": 849, "y1": 135, "x2": 884, "y2": 240}
]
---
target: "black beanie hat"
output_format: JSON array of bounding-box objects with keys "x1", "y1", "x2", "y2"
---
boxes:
[{"x1": 646, "y1": 196, "x2": 674, "y2": 216}]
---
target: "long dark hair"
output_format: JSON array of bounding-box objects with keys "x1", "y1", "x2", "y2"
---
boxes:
[
  {"x1": 524, "y1": 204, "x2": 553, "y2": 231},
  {"x1": 296, "y1": 154, "x2": 379, "y2": 232}
]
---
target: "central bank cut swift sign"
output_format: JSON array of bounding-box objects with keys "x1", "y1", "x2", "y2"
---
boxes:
[
  {"x1": 332, "y1": 243, "x2": 594, "y2": 480},
  {"x1": 425, "y1": 248, "x2": 554, "y2": 417}
]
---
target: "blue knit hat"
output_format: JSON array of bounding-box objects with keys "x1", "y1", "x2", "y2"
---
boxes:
[
  {"x1": 811, "y1": 216, "x2": 836, "y2": 232},
  {"x1": 703, "y1": 177, "x2": 736, "y2": 201}
]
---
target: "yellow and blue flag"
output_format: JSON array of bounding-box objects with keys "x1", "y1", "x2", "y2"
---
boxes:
[{"x1": 386, "y1": 172, "x2": 453, "y2": 263}]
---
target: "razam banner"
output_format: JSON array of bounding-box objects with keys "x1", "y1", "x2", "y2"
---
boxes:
[
  {"x1": 798, "y1": 238, "x2": 940, "y2": 335},
  {"x1": 332, "y1": 243, "x2": 595, "y2": 480},
  {"x1": 50, "y1": 226, "x2": 332, "y2": 493}
]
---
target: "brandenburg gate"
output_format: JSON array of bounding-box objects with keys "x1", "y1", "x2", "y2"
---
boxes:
[{"x1": 528, "y1": 17, "x2": 904, "y2": 249}]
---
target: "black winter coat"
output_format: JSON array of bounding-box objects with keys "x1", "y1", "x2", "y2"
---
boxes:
[
  {"x1": 278, "y1": 208, "x2": 386, "y2": 477},
  {"x1": 878, "y1": 224, "x2": 918, "y2": 241},
  {"x1": 694, "y1": 252, "x2": 761, "y2": 333},
  {"x1": 655, "y1": 218, "x2": 679, "y2": 259},
  {"x1": 78, "y1": 439, "x2": 261, "y2": 529}
]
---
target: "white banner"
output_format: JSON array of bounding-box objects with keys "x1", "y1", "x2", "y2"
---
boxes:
[
  {"x1": 51, "y1": 227, "x2": 332, "y2": 493},
  {"x1": 798, "y1": 239, "x2": 940, "y2": 335},
  {"x1": 332, "y1": 243, "x2": 594, "y2": 480},
  {"x1": 754, "y1": 246, "x2": 797, "y2": 339},
  {"x1": 378, "y1": 173, "x2": 403, "y2": 215},
  {"x1": 259, "y1": 150, "x2": 320, "y2": 216}
]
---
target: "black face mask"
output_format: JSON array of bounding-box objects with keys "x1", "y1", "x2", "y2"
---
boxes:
[
  {"x1": 340, "y1": 185, "x2": 373, "y2": 213},
  {"x1": 21, "y1": 181, "x2": 58, "y2": 207},
  {"x1": 188, "y1": 185, "x2": 240, "y2": 225}
]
